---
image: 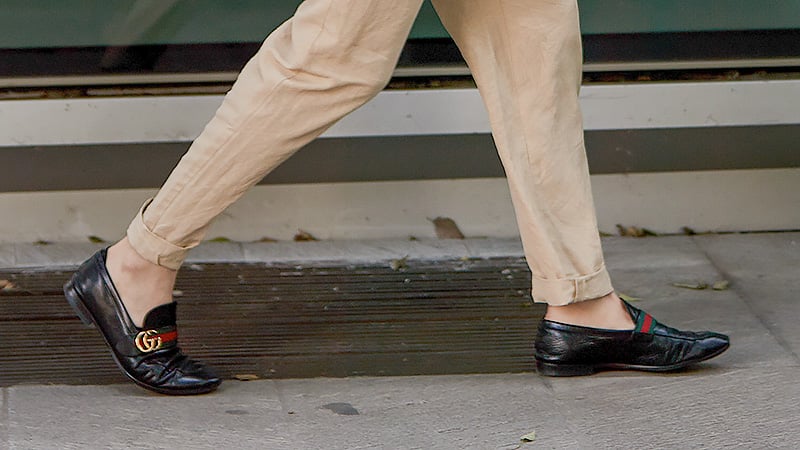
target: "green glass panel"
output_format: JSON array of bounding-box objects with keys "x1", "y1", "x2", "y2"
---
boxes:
[
  {"x1": 1, "y1": 0, "x2": 799, "y2": 49},
  {"x1": 578, "y1": 0, "x2": 800, "y2": 34}
]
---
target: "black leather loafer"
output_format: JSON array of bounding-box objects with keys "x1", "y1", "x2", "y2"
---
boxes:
[
  {"x1": 64, "y1": 249, "x2": 221, "y2": 395},
  {"x1": 534, "y1": 300, "x2": 730, "y2": 376}
]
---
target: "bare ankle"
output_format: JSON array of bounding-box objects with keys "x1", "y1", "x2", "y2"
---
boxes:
[
  {"x1": 106, "y1": 238, "x2": 177, "y2": 327},
  {"x1": 544, "y1": 292, "x2": 635, "y2": 330},
  {"x1": 108, "y1": 239, "x2": 163, "y2": 272}
]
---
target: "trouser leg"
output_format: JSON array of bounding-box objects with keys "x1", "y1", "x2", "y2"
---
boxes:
[
  {"x1": 432, "y1": 0, "x2": 613, "y2": 305},
  {"x1": 127, "y1": 0, "x2": 424, "y2": 269}
]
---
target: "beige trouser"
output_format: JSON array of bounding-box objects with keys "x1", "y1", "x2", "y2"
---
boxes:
[{"x1": 127, "y1": 0, "x2": 614, "y2": 306}]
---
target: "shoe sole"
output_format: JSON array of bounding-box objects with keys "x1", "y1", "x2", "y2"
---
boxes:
[
  {"x1": 535, "y1": 342, "x2": 731, "y2": 377},
  {"x1": 64, "y1": 278, "x2": 220, "y2": 396}
]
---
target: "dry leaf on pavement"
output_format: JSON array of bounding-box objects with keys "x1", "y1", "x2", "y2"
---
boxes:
[
  {"x1": 618, "y1": 293, "x2": 640, "y2": 302},
  {"x1": 431, "y1": 217, "x2": 465, "y2": 239},
  {"x1": 672, "y1": 282, "x2": 709, "y2": 290},
  {"x1": 390, "y1": 256, "x2": 408, "y2": 271},
  {"x1": 520, "y1": 431, "x2": 536, "y2": 442},
  {"x1": 294, "y1": 230, "x2": 318, "y2": 241},
  {"x1": 616, "y1": 224, "x2": 658, "y2": 238},
  {"x1": 233, "y1": 374, "x2": 260, "y2": 381},
  {"x1": 712, "y1": 280, "x2": 730, "y2": 291}
]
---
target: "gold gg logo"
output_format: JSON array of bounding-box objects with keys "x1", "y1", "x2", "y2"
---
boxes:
[{"x1": 134, "y1": 330, "x2": 163, "y2": 353}]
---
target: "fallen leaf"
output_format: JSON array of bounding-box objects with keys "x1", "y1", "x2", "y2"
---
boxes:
[
  {"x1": 616, "y1": 224, "x2": 644, "y2": 237},
  {"x1": 258, "y1": 237, "x2": 278, "y2": 243},
  {"x1": 618, "y1": 292, "x2": 640, "y2": 302},
  {"x1": 294, "y1": 230, "x2": 318, "y2": 242},
  {"x1": 233, "y1": 374, "x2": 260, "y2": 381},
  {"x1": 390, "y1": 256, "x2": 408, "y2": 271},
  {"x1": 520, "y1": 431, "x2": 536, "y2": 442},
  {"x1": 641, "y1": 228, "x2": 659, "y2": 237},
  {"x1": 672, "y1": 282, "x2": 709, "y2": 290},
  {"x1": 681, "y1": 226, "x2": 697, "y2": 236},
  {"x1": 0, "y1": 280, "x2": 24, "y2": 295},
  {"x1": 616, "y1": 224, "x2": 658, "y2": 237},
  {"x1": 712, "y1": 280, "x2": 730, "y2": 291},
  {"x1": 88, "y1": 235, "x2": 106, "y2": 243},
  {"x1": 34, "y1": 240, "x2": 51, "y2": 246},
  {"x1": 431, "y1": 217, "x2": 465, "y2": 239},
  {"x1": 208, "y1": 236, "x2": 232, "y2": 243}
]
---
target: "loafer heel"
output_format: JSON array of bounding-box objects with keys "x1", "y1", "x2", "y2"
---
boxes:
[
  {"x1": 536, "y1": 360, "x2": 596, "y2": 377},
  {"x1": 63, "y1": 280, "x2": 95, "y2": 328}
]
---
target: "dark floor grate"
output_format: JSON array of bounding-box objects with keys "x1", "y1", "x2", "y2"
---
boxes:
[{"x1": 0, "y1": 257, "x2": 543, "y2": 386}]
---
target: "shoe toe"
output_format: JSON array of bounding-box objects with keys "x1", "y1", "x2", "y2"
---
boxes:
[
  {"x1": 687, "y1": 332, "x2": 730, "y2": 362},
  {"x1": 171, "y1": 373, "x2": 221, "y2": 393},
  {"x1": 164, "y1": 360, "x2": 222, "y2": 394}
]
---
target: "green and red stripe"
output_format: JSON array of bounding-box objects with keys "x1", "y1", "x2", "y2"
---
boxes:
[
  {"x1": 158, "y1": 330, "x2": 179, "y2": 343},
  {"x1": 635, "y1": 312, "x2": 655, "y2": 333}
]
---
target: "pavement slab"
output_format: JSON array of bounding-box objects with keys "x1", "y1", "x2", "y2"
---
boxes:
[
  {"x1": 604, "y1": 235, "x2": 797, "y2": 370},
  {"x1": 543, "y1": 368, "x2": 800, "y2": 449},
  {"x1": 365, "y1": 239, "x2": 471, "y2": 261},
  {"x1": 603, "y1": 235, "x2": 713, "y2": 273},
  {"x1": 462, "y1": 238, "x2": 524, "y2": 259},
  {"x1": 242, "y1": 240, "x2": 397, "y2": 265},
  {"x1": 608, "y1": 273, "x2": 796, "y2": 371},
  {"x1": 7, "y1": 375, "x2": 589, "y2": 450},
  {"x1": 7, "y1": 382, "x2": 285, "y2": 450},
  {"x1": 12, "y1": 242, "x2": 104, "y2": 269},
  {"x1": 273, "y1": 374, "x2": 586, "y2": 449},
  {"x1": 1, "y1": 388, "x2": 8, "y2": 450},
  {"x1": 10, "y1": 368, "x2": 799, "y2": 449},
  {"x1": 184, "y1": 242, "x2": 244, "y2": 263},
  {"x1": 0, "y1": 245, "x2": 13, "y2": 268},
  {"x1": 694, "y1": 233, "x2": 800, "y2": 359}
]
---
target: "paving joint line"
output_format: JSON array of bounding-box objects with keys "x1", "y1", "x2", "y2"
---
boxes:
[
  {"x1": 1, "y1": 387, "x2": 9, "y2": 449},
  {"x1": 535, "y1": 378, "x2": 595, "y2": 449},
  {"x1": 273, "y1": 380, "x2": 292, "y2": 416}
]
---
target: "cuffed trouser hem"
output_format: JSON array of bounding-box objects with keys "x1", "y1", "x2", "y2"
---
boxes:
[
  {"x1": 531, "y1": 265, "x2": 614, "y2": 307},
  {"x1": 126, "y1": 199, "x2": 190, "y2": 270}
]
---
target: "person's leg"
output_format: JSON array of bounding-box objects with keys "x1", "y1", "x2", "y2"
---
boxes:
[
  {"x1": 66, "y1": 0, "x2": 425, "y2": 394},
  {"x1": 110, "y1": 0, "x2": 425, "y2": 327},
  {"x1": 431, "y1": 0, "x2": 627, "y2": 327},
  {"x1": 432, "y1": 0, "x2": 728, "y2": 375}
]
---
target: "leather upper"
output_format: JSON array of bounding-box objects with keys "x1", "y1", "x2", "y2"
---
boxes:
[
  {"x1": 68, "y1": 249, "x2": 220, "y2": 394},
  {"x1": 534, "y1": 301, "x2": 730, "y2": 368}
]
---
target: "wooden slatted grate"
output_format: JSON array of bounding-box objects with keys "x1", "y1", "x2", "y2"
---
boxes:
[{"x1": 0, "y1": 258, "x2": 543, "y2": 386}]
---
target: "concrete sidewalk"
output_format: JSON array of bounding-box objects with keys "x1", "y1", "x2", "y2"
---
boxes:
[{"x1": 1, "y1": 232, "x2": 799, "y2": 449}]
